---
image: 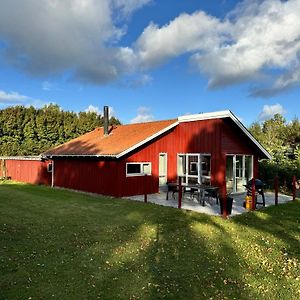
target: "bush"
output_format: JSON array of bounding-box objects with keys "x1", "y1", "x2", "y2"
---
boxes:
[{"x1": 258, "y1": 160, "x2": 300, "y2": 193}]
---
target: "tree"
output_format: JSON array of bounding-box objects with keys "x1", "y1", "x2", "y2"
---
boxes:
[
  {"x1": 0, "y1": 104, "x2": 121, "y2": 156},
  {"x1": 249, "y1": 114, "x2": 300, "y2": 190}
]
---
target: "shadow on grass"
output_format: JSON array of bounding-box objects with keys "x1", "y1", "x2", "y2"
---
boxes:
[
  {"x1": 1, "y1": 182, "x2": 299, "y2": 299},
  {"x1": 232, "y1": 201, "x2": 300, "y2": 258}
]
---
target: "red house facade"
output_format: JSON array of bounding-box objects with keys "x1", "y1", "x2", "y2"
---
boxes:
[{"x1": 43, "y1": 110, "x2": 271, "y2": 197}]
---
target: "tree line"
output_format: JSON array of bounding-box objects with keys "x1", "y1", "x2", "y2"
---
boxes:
[
  {"x1": 249, "y1": 114, "x2": 300, "y2": 190},
  {"x1": 0, "y1": 104, "x2": 120, "y2": 156},
  {"x1": 1, "y1": 105, "x2": 299, "y2": 189}
]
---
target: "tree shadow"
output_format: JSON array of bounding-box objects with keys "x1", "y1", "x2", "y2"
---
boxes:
[
  {"x1": 232, "y1": 201, "x2": 300, "y2": 259},
  {"x1": 2, "y1": 182, "x2": 298, "y2": 299}
]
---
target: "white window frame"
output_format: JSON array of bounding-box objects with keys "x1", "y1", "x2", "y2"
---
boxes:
[
  {"x1": 159, "y1": 153, "x2": 168, "y2": 186},
  {"x1": 177, "y1": 153, "x2": 211, "y2": 184},
  {"x1": 126, "y1": 162, "x2": 152, "y2": 177},
  {"x1": 226, "y1": 154, "x2": 253, "y2": 193},
  {"x1": 47, "y1": 163, "x2": 53, "y2": 173}
]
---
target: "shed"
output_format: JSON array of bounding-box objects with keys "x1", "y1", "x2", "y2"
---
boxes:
[{"x1": 0, "y1": 156, "x2": 52, "y2": 186}]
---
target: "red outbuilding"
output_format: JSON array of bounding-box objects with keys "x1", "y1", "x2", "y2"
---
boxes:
[
  {"x1": 42, "y1": 110, "x2": 271, "y2": 197},
  {"x1": 0, "y1": 156, "x2": 52, "y2": 186}
]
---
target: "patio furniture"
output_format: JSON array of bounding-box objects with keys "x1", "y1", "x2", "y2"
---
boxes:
[
  {"x1": 166, "y1": 182, "x2": 219, "y2": 206},
  {"x1": 193, "y1": 185, "x2": 219, "y2": 206},
  {"x1": 204, "y1": 187, "x2": 219, "y2": 205},
  {"x1": 166, "y1": 182, "x2": 179, "y2": 200},
  {"x1": 184, "y1": 186, "x2": 198, "y2": 200}
]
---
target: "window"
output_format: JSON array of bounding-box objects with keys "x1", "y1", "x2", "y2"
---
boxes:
[
  {"x1": 47, "y1": 163, "x2": 53, "y2": 173},
  {"x1": 200, "y1": 155, "x2": 211, "y2": 184},
  {"x1": 190, "y1": 162, "x2": 198, "y2": 175},
  {"x1": 126, "y1": 162, "x2": 151, "y2": 176},
  {"x1": 236, "y1": 155, "x2": 243, "y2": 178},
  {"x1": 245, "y1": 155, "x2": 253, "y2": 181},
  {"x1": 201, "y1": 155, "x2": 211, "y2": 176},
  {"x1": 177, "y1": 153, "x2": 211, "y2": 184}
]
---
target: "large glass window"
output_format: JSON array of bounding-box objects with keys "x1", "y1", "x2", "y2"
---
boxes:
[{"x1": 177, "y1": 154, "x2": 211, "y2": 185}]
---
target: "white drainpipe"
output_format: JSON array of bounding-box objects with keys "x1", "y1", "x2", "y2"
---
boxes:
[{"x1": 51, "y1": 160, "x2": 55, "y2": 188}]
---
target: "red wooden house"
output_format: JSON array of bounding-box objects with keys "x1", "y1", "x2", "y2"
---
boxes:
[{"x1": 42, "y1": 110, "x2": 271, "y2": 197}]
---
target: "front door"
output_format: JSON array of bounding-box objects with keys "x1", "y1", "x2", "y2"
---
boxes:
[{"x1": 159, "y1": 153, "x2": 167, "y2": 186}]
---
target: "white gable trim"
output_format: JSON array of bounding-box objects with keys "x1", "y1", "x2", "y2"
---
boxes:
[
  {"x1": 178, "y1": 110, "x2": 271, "y2": 159},
  {"x1": 178, "y1": 110, "x2": 232, "y2": 122},
  {"x1": 116, "y1": 121, "x2": 179, "y2": 158},
  {"x1": 44, "y1": 110, "x2": 271, "y2": 160}
]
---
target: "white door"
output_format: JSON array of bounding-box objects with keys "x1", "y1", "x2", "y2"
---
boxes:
[{"x1": 159, "y1": 153, "x2": 167, "y2": 186}]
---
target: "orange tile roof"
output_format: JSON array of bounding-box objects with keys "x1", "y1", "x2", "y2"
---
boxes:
[{"x1": 43, "y1": 119, "x2": 178, "y2": 157}]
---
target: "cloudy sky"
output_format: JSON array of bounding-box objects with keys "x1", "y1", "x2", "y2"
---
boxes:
[{"x1": 0, "y1": 0, "x2": 299, "y2": 125}]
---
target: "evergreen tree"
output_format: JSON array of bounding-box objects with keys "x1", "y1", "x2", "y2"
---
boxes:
[{"x1": 0, "y1": 104, "x2": 121, "y2": 156}]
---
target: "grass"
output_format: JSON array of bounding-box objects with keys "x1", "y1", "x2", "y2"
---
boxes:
[{"x1": 0, "y1": 181, "x2": 299, "y2": 299}]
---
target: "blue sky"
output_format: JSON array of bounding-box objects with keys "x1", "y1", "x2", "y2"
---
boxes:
[{"x1": 0, "y1": 0, "x2": 299, "y2": 126}]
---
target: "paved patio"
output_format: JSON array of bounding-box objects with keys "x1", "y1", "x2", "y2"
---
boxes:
[{"x1": 124, "y1": 191, "x2": 293, "y2": 216}]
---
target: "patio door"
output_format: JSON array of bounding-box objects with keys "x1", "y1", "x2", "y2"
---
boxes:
[
  {"x1": 159, "y1": 153, "x2": 167, "y2": 186},
  {"x1": 226, "y1": 155, "x2": 253, "y2": 193}
]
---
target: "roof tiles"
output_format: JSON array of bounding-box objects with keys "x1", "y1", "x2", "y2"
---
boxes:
[{"x1": 43, "y1": 119, "x2": 177, "y2": 157}]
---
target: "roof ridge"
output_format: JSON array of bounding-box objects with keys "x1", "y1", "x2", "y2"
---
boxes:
[{"x1": 96, "y1": 118, "x2": 178, "y2": 129}]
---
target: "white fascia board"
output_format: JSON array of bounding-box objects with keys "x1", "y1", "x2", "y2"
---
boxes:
[
  {"x1": 178, "y1": 110, "x2": 231, "y2": 122},
  {"x1": 0, "y1": 156, "x2": 43, "y2": 161},
  {"x1": 43, "y1": 154, "x2": 117, "y2": 159},
  {"x1": 116, "y1": 121, "x2": 179, "y2": 159},
  {"x1": 227, "y1": 111, "x2": 272, "y2": 160},
  {"x1": 178, "y1": 110, "x2": 271, "y2": 160}
]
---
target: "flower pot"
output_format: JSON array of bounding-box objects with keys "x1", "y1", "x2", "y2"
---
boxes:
[{"x1": 219, "y1": 197, "x2": 233, "y2": 215}]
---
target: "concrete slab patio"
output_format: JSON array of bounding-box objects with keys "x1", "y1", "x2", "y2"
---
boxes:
[{"x1": 125, "y1": 191, "x2": 293, "y2": 216}]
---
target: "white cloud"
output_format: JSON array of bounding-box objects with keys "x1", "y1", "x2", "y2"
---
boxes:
[
  {"x1": 0, "y1": 89, "x2": 48, "y2": 107},
  {"x1": 130, "y1": 106, "x2": 154, "y2": 123},
  {"x1": 0, "y1": 90, "x2": 29, "y2": 103},
  {"x1": 135, "y1": 11, "x2": 224, "y2": 68},
  {"x1": 108, "y1": 106, "x2": 116, "y2": 118},
  {"x1": 85, "y1": 104, "x2": 101, "y2": 115},
  {"x1": 258, "y1": 104, "x2": 286, "y2": 121},
  {"x1": 135, "y1": 0, "x2": 300, "y2": 95},
  {"x1": 42, "y1": 81, "x2": 53, "y2": 91},
  {"x1": 112, "y1": 0, "x2": 152, "y2": 18},
  {"x1": 85, "y1": 105, "x2": 116, "y2": 117},
  {"x1": 0, "y1": 0, "x2": 145, "y2": 84},
  {"x1": 250, "y1": 63, "x2": 300, "y2": 97},
  {"x1": 119, "y1": 74, "x2": 153, "y2": 88},
  {"x1": 1, "y1": 0, "x2": 300, "y2": 97}
]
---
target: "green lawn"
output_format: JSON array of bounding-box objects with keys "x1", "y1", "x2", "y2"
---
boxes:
[{"x1": 0, "y1": 181, "x2": 299, "y2": 299}]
